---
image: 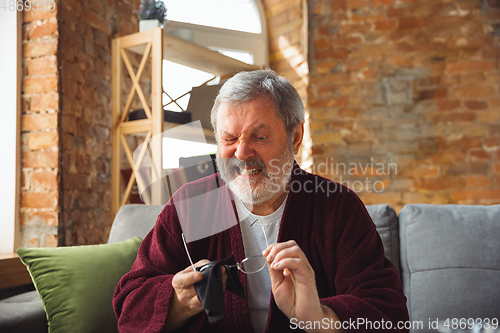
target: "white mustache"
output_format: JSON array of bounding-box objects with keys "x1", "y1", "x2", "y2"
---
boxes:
[{"x1": 219, "y1": 158, "x2": 268, "y2": 177}]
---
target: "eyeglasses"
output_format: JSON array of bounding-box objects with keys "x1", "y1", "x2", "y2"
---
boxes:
[{"x1": 182, "y1": 219, "x2": 269, "y2": 274}]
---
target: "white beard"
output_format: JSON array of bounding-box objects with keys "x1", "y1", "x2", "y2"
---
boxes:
[{"x1": 216, "y1": 145, "x2": 294, "y2": 206}]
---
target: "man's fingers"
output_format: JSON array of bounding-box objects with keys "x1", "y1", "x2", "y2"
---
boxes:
[
  {"x1": 173, "y1": 259, "x2": 210, "y2": 290},
  {"x1": 263, "y1": 240, "x2": 299, "y2": 262},
  {"x1": 172, "y1": 270, "x2": 202, "y2": 290}
]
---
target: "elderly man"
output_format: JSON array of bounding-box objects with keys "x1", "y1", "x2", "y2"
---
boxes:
[{"x1": 113, "y1": 70, "x2": 409, "y2": 332}]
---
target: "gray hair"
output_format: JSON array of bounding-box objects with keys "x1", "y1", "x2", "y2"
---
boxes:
[{"x1": 210, "y1": 70, "x2": 305, "y2": 138}]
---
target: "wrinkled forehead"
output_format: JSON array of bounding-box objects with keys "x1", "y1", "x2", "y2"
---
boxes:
[{"x1": 217, "y1": 96, "x2": 278, "y2": 120}]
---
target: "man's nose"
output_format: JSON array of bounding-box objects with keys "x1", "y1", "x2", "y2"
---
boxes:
[{"x1": 234, "y1": 141, "x2": 254, "y2": 161}]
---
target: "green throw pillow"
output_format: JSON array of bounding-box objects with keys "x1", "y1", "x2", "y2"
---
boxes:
[{"x1": 17, "y1": 237, "x2": 141, "y2": 333}]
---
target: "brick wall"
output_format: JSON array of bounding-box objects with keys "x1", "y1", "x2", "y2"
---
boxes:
[
  {"x1": 20, "y1": 7, "x2": 60, "y2": 248},
  {"x1": 308, "y1": 0, "x2": 500, "y2": 210},
  {"x1": 59, "y1": 0, "x2": 139, "y2": 245},
  {"x1": 20, "y1": 0, "x2": 139, "y2": 248},
  {"x1": 263, "y1": 0, "x2": 313, "y2": 168}
]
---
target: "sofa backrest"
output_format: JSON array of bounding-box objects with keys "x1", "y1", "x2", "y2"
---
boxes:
[
  {"x1": 108, "y1": 203, "x2": 402, "y2": 272},
  {"x1": 399, "y1": 204, "x2": 500, "y2": 332},
  {"x1": 107, "y1": 204, "x2": 164, "y2": 244},
  {"x1": 365, "y1": 204, "x2": 401, "y2": 274}
]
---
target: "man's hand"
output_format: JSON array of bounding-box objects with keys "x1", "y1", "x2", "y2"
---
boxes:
[
  {"x1": 165, "y1": 259, "x2": 228, "y2": 332},
  {"x1": 263, "y1": 241, "x2": 345, "y2": 333}
]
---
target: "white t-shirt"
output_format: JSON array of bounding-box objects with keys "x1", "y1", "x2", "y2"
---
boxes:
[{"x1": 233, "y1": 195, "x2": 287, "y2": 333}]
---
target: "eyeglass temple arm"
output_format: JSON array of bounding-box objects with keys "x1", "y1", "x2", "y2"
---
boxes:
[
  {"x1": 181, "y1": 233, "x2": 196, "y2": 271},
  {"x1": 251, "y1": 218, "x2": 269, "y2": 248}
]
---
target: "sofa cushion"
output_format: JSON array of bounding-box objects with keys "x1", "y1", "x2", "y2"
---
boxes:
[
  {"x1": 108, "y1": 204, "x2": 164, "y2": 244},
  {"x1": 366, "y1": 204, "x2": 401, "y2": 273},
  {"x1": 0, "y1": 286, "x2": 47, "y2": 333},
  {"x1": 17, "y1": 237, "x2": 141, "y2": 333},
  {"x1": 399, "y1": 204, "x2": 500, "y2": 332}
]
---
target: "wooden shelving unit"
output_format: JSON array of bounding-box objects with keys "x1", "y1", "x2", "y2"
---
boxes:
[{"x1": 111, "y1": 28, "x2": 258, "y2": 218}]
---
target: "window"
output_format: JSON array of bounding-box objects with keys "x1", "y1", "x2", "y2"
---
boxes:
[
  {"x1": 163, "y1": 0, "x2": 262, "y2": 33},
  {"x1": 160, "y1": 0, "x2": 268, "y2": 169},
  {"x1": 0, "y1": 11, "x2": 22, "y2": 253}
]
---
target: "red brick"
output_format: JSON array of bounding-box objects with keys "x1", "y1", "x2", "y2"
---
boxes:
[
  {"x1": 482, "y1": 48, "x2": 500, "y2": 59},
  {"x1": 316, "y1": 60, "x2": 339, "y2": 74},
  {"x1": 351, "y1": 13, "x2": 385, "y2": 23},
  {"x1": 27, "y1": 131, "x2": 58, "y2": 150},
  {"x1": 428, "y1": 15, "x2": 472, "y2": 28},
  {"x1": 310, "y1": 96, "x2": 349, "y2": 108},
  {"x1": 452, "y1": 189, "x2": 500, "y2": 203},
  {"x1": 22, "y1": 151, "x2": 59, "y2": 168},
  {"x1": 398, "y1": 17, "x2": 427, "y2": 30},
  {"x1": 350, "y1": 44, "x2": 394, "y2": 57},
  {"x1": 389, "y1": 55, "x2": 412, "y2": 67},
  {"x1": 81, "y1": 7, "x2": 111, "y2": 34},
  {"x1": 23, "y1": 75, "x2": 58, "y2": 94},
  {"x1": 436, "y1": 100, "x2": 461, "y2": 111},
  {"x1": 387, "y1": 7, "x2": 408, "y2": 18},
  {"x1": 331, "y1": 0, "x2": 347, "y2": 11},
  {"x1": 406, "y1": 165, "x2": 440, "y2": 179},
  {"x1": 467, "y1": 175, "x2": 490, "y2": 188},
  {"x1": 27, "y1": 56, "x2": 58, "y2": 75},
  {"x1": 428, "y1": 111, "x2": 476, "y2": 124},
  {"x1": 22, "y1": 113, "x2": 58, "y2": 131},
  {"x1": 62, "y1": 0, "x2": 82, "y2": 12},
  {"x1": 454, "y1": 85, "x2": 495, "y2": 99},
  {"x1": 314, "y1": 38, "x2": 332, "y2": 49},
  {"x1": 24, "y1": 4, "x2": 58, "y2": 22},
  {"x1": 372, "y1": 0, "x2": 393, "y2": 6},
  {"x1": 464, "y1": 101, "x2": 488, "y2": 110},
  {"x1": 76, "y1": 154, "x2": 92, "y2": 174},
  {"x1": 32, "y1": 170, "x2": 58, "y2": 190},
  {"x1": 348, "y1": 0, "x2": 369, "y2": 9},
  {"x1": 339, "y1": 23, "x2": 372, "y2": 34},
  {"x1": 494, "y1": 163, "x2": 500, "y2": 175},
  {"x1": 460, "y1": 72, "x2": 486, "y2": 85},
  {"x1": 468, "y1": 149, "x2": 492, "y2": 160},
  {"x1": 416, "y1": 88, "x2": 447, "y2": 101},
  {"x1": 332, "y1": 37, "x2": 363, "y2": 46},
  {"x1": 31, "y1": 93, "x2": 59, "y2": 111},
  {"x1": 484, "y1": 136, "x2": 500, "y2": 148},
  {"x1": 447, "y1": 137, "x2": 481, "y2": 150},
  {"x1": 446, "y1": 36, "x2": 494, "y2": 50},
  {"x1": 29, "y1": 19, "x2": 58, "y2": 39},
  {"x1": 360, "y1": 192, "x2": 402, "y2": 205},
  {"x1": 24, "y1": 38, "x2": 58, "y2": 58},
  {"x1": 375, "y1": 19, "x2": 397, "y2": 31},
  {"x1": 447, "y1": 60, "x2": 496, "y2": 73},
  {"x1": 416, "y1": 176, "x2": 465, "y2": 190},
  {"x1": 22, "y1": 191, "x2": 59, "y2": 209}
]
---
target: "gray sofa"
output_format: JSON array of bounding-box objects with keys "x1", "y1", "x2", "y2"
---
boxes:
[{"x1": 1, "y1": 204, "x2": 499, "y2": 333}]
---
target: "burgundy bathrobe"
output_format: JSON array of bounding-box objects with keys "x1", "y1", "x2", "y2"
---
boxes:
[{"x1": 113, "y1": 163, "x2": 409, "y2": 332}]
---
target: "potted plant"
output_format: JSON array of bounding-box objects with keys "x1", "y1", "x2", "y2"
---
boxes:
[{"x1": 137, "y1": 0, "x2": 167, "y2": 32}]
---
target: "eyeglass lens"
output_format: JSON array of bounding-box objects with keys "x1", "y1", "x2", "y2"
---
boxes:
[{"x1": 239, "y1": 256, "x2": 268, "y2": 274}]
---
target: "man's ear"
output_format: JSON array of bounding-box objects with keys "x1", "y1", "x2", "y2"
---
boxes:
[{"x1": 293, "y1": 122, "x2": 304, "y2": 155}]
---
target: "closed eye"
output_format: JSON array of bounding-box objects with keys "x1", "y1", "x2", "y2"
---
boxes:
[{"x1": 222, "y1": 137, "x2": 237, "y2": 144}]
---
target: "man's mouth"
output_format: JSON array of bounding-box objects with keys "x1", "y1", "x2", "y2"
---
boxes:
[{"x1": 235, "y1": 166, "x2": 262, "y2": 176}]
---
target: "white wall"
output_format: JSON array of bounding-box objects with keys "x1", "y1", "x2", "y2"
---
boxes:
[{"x1": 0, "y1": 11, "x2": 21, "y2": 253}]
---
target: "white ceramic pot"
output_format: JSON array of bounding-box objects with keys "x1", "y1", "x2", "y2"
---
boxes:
[{"x1": 139, "y1": 19, "x2": 161, "y2": 32}]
